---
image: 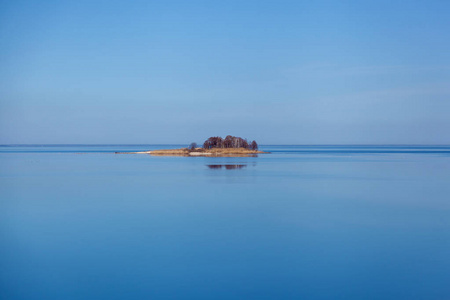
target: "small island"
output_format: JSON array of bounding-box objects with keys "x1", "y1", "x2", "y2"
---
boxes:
[{"x1": 118, "y1": 136, "x2": 267, "y2": 157}]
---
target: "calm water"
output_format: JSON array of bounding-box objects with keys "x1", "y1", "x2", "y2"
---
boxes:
[{"x1": 1, "y1": 145, "x2": 450, "y2": 300}]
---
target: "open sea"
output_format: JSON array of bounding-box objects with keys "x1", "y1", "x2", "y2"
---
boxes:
[{"x1": 1, "y1": 145, "x2": 450, "y2": 300}]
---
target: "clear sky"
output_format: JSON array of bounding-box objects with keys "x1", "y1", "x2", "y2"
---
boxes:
[{"x1": 1, "y1": 0, "x2": 449, "y2": 144}]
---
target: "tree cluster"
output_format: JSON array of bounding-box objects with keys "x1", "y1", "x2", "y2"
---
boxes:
[{"x1": 203, "y1": 135, "x2": 258, "y2": 150}]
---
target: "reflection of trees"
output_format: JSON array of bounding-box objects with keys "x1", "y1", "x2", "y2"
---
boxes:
[
  {"x1": 207, "y1": 164, "x2": 247, "y2": 169},
  {"x1": 207, "y1": 164, "x2": 223, "y2": 169},
  {"x1": 225, "y1": 165, "x2": 246, "y2": 169}
]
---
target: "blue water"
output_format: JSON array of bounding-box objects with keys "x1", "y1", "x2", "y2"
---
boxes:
[{"x1": 1, "y1": 145, "x2": 450, "y2": 299}]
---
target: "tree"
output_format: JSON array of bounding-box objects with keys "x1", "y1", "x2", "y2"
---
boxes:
[
  {"x1": 242, "y1": 139, "x2": 249, "y2": 149},
  {"x1": 224, "y1": 135, "x2": 233, "y2": 148},
  {"x1": 188, "y1": 142, "x2": 197, "y2": 150},
  {"x1": 203, "y1": 140, "x2": 211, "y2": 149},
  {"x1": 250, "y1": 140, "x2": 258, "y2": 150},
  {"x1": 203, "y1": 135, "x2": 258, "y2": 149}
]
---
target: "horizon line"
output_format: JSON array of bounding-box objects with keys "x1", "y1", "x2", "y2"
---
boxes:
[{"x1": 1, "y1": 144, "x2": 450, "y2": 147}]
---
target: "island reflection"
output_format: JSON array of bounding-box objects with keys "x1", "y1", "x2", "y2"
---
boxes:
[{"x1": 207, "y1": 164, "x2": 247, "y2": 170}]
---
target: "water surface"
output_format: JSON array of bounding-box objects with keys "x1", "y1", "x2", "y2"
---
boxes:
[{"x1": 1, "y1": 145, "x2": 449, "y2": 299}]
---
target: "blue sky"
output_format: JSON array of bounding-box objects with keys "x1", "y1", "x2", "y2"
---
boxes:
[{"x1": 1, "y1": 0, "x2": 449, "y2": 144}]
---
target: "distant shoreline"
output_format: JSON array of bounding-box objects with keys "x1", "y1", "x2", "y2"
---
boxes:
[{"x1": 116, "y1": 147, "x2": 268, "y2": 157}]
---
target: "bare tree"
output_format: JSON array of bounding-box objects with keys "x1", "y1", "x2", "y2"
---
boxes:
[
  {"x1": 242, "y1": 139, "x2": 249, "y2": 149},
  {"x1": 202, "y1": 135, "x2": 258, "y2": 149},
  {"x1": 224, "y1": 135, "x2": 233, "y2": 148},
  {"x1": 188, "y1": 142, "x2": 197, "y2": 150},
  {"x1": 203, "y1": 140, "x2": 211, "y2": 149}
]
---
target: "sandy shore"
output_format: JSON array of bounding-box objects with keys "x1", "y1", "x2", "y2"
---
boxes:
[{"x1": 116, "y1": 148, "x2": 267, "y2": 157}]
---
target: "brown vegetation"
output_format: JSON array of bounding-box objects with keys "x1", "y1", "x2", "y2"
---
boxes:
[{"x1": 148, "y1": 147, "x2": 266, "y2": 157}]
